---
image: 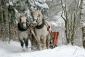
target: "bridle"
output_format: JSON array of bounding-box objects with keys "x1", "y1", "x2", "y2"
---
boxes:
[
  {"x1": 18, "y1": 15, "x2": 30, "y2": 31},
  {"x1": 35, "y1": 18, "x2": 45, "y2": 29},
  {"x1": 31, "y1": 10, "x2": 45, "y2": 29}
]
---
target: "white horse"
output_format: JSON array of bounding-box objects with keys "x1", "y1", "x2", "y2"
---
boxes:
[
  {"x1": 18, "y1": 13, "x2": 32, "y2": 49},
  {"x1": 32, "y1": 10, "x2": 51, "y2": 50}
]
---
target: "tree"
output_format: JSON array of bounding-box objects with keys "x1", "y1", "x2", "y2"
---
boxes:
[
  {"x1": 61, "y1": 0, "x2": 80, "y2": 45},
  {"x1": 0, "y1": 0, "x2": 5, "y2": 39},
  {"x1": 3, "y1": 0, "x2": 10, "y2": 41},
  {"x1": 79, "y1": 0, "x2": 85, "y2": 48},
  {"x1": 0, "y1": 0, "x2": 49, "y2": 40}
]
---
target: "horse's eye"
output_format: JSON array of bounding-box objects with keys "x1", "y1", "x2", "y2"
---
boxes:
[{"x1": 38, "y1": 14, "x2": 40, "y2": 17}]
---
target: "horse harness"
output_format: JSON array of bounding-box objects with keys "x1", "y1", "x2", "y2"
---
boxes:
[
  {"x1": 18, "y1": 16, "x2": 30, "y2": 31},
  {"x1": 18, "y1": 23, "x2": 28, "y2": 31},
  {"x1": 35, "y1": 19, "x2": 45, "y2": 29}
]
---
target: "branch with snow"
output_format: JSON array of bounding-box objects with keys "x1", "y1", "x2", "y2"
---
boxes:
[
  {"x1": 35, "y1": 1, "x2": 49, "y2": 9},
  {"x1": 82, "y1": 22, "x2": 85, "y2": 27}
]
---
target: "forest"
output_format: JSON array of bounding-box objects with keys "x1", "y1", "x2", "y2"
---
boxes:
[{"x1": 0, "y1": 0, "x2": 85, "y2": 49}]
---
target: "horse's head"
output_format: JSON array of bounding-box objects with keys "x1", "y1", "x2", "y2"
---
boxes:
[
  {"x1": 18, "y1": 13, "x2": 29, "y2": 30},
  {"x1": 32, "y1": 10, "x2": 43, "y2": 26}
]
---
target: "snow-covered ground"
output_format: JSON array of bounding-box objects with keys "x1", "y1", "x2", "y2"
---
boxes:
[{"x1": 0, "y1": 40, "x2": 85, "y2": 57}]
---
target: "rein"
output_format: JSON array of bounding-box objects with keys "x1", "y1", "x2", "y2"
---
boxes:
[{"x1": 29, "y1": 26, "x2": 40, "y2": 44}]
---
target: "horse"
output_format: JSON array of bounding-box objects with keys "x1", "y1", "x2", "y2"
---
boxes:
[
  {"x1": 17, "y1": 13, "x2": 32, "y2": 49},
  {"x1": 32, "y1": 10, "x2": 51, "y2": 50}
]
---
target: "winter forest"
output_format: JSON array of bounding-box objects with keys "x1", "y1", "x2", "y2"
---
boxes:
[{"x1": 0, "y1": 0, "x2": 85, "y2": 57}]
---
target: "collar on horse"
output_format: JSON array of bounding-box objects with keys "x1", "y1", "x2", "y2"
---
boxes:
[
  {"x1": 35, "y1": 19, "x2": 45, "y2": 29},
  {"x1": 18, "y1": 23, "x2": 28, "y2": 31}
]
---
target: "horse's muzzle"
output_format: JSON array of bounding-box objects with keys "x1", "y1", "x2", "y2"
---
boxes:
[
  {"x1": 31, "y1": 21, "x2": 37, "y2": 27},
  {"x1": 23, "y1": 23, "x2": 27, "y2": 29}
]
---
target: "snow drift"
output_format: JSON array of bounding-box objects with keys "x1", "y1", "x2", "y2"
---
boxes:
[{"x1": 0, "y1": 40, "x2": 85, "y2": 57}]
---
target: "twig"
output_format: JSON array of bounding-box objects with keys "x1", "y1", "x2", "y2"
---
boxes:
[
  {"x1": 73, "y1": 48, "x2": 77, "y2": 55},
  {"x1": 61, "y1": 14, "x2": 66, "y2": 21}
]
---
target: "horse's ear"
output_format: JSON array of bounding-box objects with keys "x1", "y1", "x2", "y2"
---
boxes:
[{"x1": 18, "y1": 16, "x2": 21, "y2": 23}]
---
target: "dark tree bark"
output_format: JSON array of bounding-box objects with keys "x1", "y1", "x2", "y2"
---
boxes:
[
  {"x1": 2, "y1": 0, "x2": 9, "y2": 41},
  {"x1": 79, "y1": 0, "x2": 85, "y2": 48},
  {"x1": 82, "y1": 27, "x2": 85, "y2": 48}
]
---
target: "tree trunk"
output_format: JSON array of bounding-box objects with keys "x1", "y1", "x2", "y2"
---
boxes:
[
  {"x1": 3, "y1": 0, "x2": 9, "y2": 41},
  {"x1": 82, "y1": 27, "x2": 85, "y2": 48},
  {"x1": 80, "y1": 0, "x2": 85, "y2": 48},
  {"x1": 61, "y1": 0, "x2": 80, "y2": 45},
  {"x1": 0, "y1": 0, "x2": 5, "y2": 39}
]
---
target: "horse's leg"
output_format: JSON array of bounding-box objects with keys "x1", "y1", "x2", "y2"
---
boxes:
[
  {"x1": 46, "y1": 34, "x2": 50, "y2": 49},
  {"x1": 19, "y1": 39, "x2": 24, "y2": 48},
  {"x1": 40, "y1": 35, "x2": 46, "y2": 50},
  {"x1": 24, "y1": 38, "x2": 28, "y2": 48},
  {"x1": 39, "y1": 42, "x2": 42, "y2": 50},
  {"x1": 46, "y1": 37, "x2": 48, "y2": 49},
  {"x1": 31, "y1": 38, "x2": 38, "y2": 49},
  {"x1": 43, "y1": 38, "x2": 46, "y2": 49},
  {"x1": 30, "y1": 36, "x2": 34, "y2": 49},
  {"x1": 37, "y1": 36, "x2": 42, "y2": 50}
]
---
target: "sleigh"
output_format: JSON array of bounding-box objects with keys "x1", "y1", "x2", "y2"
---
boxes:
[{"x1": 50, "y1": 32, "x2": 59, "y2": 48}]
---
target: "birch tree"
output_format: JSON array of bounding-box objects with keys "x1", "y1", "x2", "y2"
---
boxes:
[
  {"x1": 79, "y1": 0, "x2": 85, "y2": 48},
  {"x1": 61, "y1": 0, "x2": 80, "y2": 45}
]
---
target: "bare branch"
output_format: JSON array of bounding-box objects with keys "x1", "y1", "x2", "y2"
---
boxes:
[{"x1": 61, "y1": 14, "x2": 66, "y2": 21}]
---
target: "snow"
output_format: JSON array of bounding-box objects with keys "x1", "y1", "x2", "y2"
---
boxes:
[
  {"x1": 84, "y1": 0, "x2": 85, "y2": 4},
  {"x1": 0, "y1": 40, "x2": 85, "y2": 57},
  {"x1": 2, "y1": 0, "x2": 85, "y2": 57},
  {"x1": 9, "y1": 1, "x2": 13, "y2": 6},
  {"x1": 37, "y1": 0, "x2": 46, "y2": 3},
  {"x1": 82, "y1": 22, "x2": 85, "y2": 27},
  {"x1": 49, "y1": 11, "x2": 66, "y2": 45},
  {"x1": 51, "y1": 11, "x2": 64, "y2": 26},
  {"x1": 46, "y1": 0, "x2": 52, "y2": 1},
  {"x1": 35, "y1": 1, "x2": 49, "y2": 9},
  {"x1": 50, "y1": 11, "x2": 65, "y2": 32}
]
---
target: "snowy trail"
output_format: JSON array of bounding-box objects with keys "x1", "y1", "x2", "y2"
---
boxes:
[{"x1": 0, "y1": 40, "x2": 85, "y2": 57}]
